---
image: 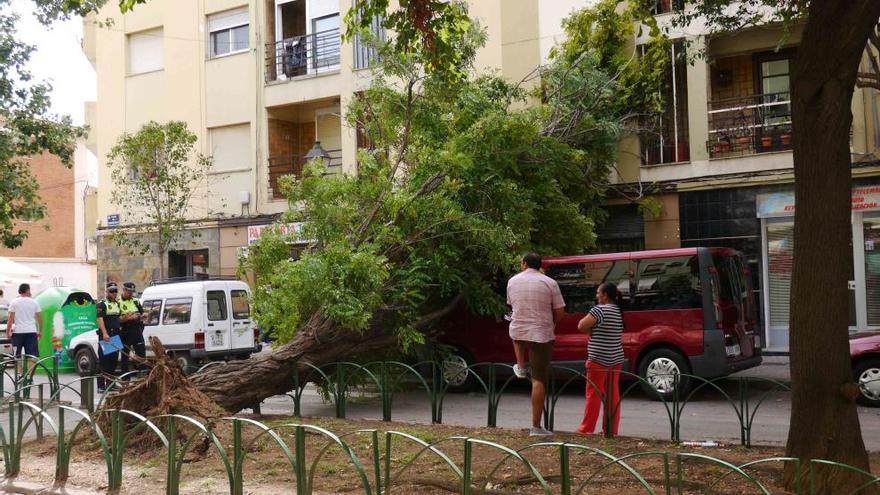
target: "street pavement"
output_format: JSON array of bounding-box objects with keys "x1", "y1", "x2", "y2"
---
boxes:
[{"x1": 4, "y1": 357, "x2": 880, "y2": 451}]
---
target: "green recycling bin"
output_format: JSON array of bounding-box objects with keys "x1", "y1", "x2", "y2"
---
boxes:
[{"x1": 34, "y1": 287, "x2": 97, "y2": 373}]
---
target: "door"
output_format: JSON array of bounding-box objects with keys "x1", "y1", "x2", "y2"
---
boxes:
[
  {"x1": 229, "y1": 287, "x2": 254, "y2": 351},
  {"x1": 141, "y1": 299, "x2": 163, "y2": 354},
  {"x1": 204, "y1": 286, "x2": 232, "y2": 352}
]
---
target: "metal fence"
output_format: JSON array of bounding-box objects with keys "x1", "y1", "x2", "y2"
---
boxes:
[
  {"x1": 2, "y1": 354, "x2": 880, "y2": 493},
  {"x1": 268, "y1": 148, "x2": 343, "y2": 199},
  {"x1": 707, "y1": 92, "x2": 793, "y2": 158}
]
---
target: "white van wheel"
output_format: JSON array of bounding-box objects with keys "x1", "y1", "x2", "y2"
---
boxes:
[
  {"x1": 173, "y1": 353, "x2": 195, "y2": 375},
  {"x1": 75, "y1": 347, "x2": 97, "y2": 376}
]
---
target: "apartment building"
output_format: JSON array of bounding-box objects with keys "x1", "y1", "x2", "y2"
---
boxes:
[{"x1": 86, "y1": 0, "x2": 880, "y2": 352}]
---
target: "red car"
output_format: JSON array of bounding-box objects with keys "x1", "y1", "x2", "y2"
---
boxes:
[
  {"x1": 439, "y1": 247, "x2": 763, "y2": 398},
  {"x1": 852, "y1": 332, "x2": 880, "y2": 407}
]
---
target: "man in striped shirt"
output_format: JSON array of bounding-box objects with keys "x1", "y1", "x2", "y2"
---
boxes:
[{"x1": 507, "y1": 252, "x2": 565, "y2": 436}]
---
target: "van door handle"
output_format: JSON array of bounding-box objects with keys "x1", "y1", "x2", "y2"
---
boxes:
[{"x1": 207, "y1": 323, "x2": 215, "y2": 327}]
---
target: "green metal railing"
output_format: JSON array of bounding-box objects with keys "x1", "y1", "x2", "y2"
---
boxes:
[{"x1": 0, "y1": 394, "x2": 877, "y2": 494}]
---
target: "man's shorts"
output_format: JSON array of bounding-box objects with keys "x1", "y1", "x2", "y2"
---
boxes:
[
  {"x1": 515, "y1": 340, "x2": 554, "y2": 384},
  {"x1": 11, "y1": 333, "x2": 39, "y2": 357}
]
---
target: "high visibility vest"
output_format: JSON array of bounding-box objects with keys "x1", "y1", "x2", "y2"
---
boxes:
[
  {"x1": 104, "y1": 300, "x2": 121, "y2": 315},
  {"x1": 120, "y1": 297, "x2": 140, "y2": 315}
]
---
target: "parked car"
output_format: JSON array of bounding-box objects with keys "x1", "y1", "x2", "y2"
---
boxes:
[
  {"x1": 438, "y1": 247, "x2": 763, "y2": 398},
  {"x1": 68, "y1": 277, "x2": 261, "y2": 375},
  {"x1": 852, "y1": 331, "x2": 880, "y2": 407},
  {"x1": 0, "y1": 305, "x2": 12, "y2": 357}
]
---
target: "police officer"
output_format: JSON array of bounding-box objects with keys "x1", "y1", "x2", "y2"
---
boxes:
[
  {"x1": 96, "y1": 282, "x2": 122, "y2": 392},
  {"x1": 119, "y1": 282, "x2": 145, "y2": 375}
]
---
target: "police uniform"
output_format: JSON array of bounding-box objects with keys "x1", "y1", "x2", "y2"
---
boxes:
[
  {"x1": 119, "y1": 282, "x2": 146, "y2": 374},
  {"x1": 96, "y1": 283, "x2": 122, "y2": 390}
]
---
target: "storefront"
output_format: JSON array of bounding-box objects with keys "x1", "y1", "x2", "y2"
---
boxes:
[{"x1": 757, "y1": 185, "x2": 880, "y2": 352}]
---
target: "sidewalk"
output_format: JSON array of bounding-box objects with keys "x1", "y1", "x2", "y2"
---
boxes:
[{"x1": 730, "y1": 355, "x2": 790, "y2": 382}]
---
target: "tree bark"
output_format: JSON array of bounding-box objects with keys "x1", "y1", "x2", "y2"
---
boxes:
[
  {"x1": 190, "y1": 314, "x2": 399, "y2": 413},
  {"x1": 785, "y1": 1, "x2": 880, "y2": 492}
]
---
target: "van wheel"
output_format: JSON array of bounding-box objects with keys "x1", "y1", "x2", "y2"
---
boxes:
[
  {"x1": 854, "y1": 358, "x2": 880, "y2": 407},
  {"x1": 172, "y1": 353, "x2": 195, "y2": 375},
  {"x1": 441, "y1": 347, "x2": 477, "y2": 393},
  {"x1": 74, "y1": 347, "x2": 97, "y2": 376},
  {"x1": 637, "y1": 349, "x2": 691, "y2": 401}
]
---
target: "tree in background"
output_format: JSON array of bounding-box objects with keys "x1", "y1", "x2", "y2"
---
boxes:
[
  {"x1": 189, "y1": 1, "x2": 669, "y2": 412},
  {"x1": 106, "y1": 121, "x2": 212, "y2": 279},
  {"x1": 0, "y1": 1, "x2": 86, "y2": 248}
]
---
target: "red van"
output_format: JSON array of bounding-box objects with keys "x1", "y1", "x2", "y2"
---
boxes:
[{"x1": 439, "y1": 247, "x2": 763, "y2": 398}]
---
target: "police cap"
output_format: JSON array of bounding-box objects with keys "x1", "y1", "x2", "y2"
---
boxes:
[
  {"x1": 106, "y1": 282, "x2": 118, "y2": 292},
  {"x1": 122, "y1": 282, "x2": 136, "y2": 292}
]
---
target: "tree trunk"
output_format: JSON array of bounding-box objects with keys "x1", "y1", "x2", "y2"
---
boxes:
[
  {"x1": 785, "y1": 1, "x2": 880, "y2": 492},
  {"x1": 190, "y1": 315, "x2": 398, "y2": 413}
]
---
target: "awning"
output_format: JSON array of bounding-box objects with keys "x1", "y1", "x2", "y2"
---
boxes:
[{"x1": 0, "y1": 257, "x2": 44, "y2": 288}]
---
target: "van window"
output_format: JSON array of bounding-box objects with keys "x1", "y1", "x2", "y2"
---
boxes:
[
  {"x1": 631, "y1": 255, "x2": 702, "y2": 310},
  {"x1": 206, "y1": 291, "x2": 228, "y2": 321},
  {"x1": 142, "y1": 300, "x2": 162, "y2": 326},
  {"x1": 163, "y1": 298, "x2": 193, "y2": 325},
  {"x1": 231, "y1": 290, "x2": 250, "y2": 319},
  {"x1": 546, "y1": 260, "x2": 631, "y2": 313}
]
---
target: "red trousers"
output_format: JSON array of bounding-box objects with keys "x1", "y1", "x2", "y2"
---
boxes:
[{"x1": 578, "y1": 360, "x2": 623, "y2": 435}]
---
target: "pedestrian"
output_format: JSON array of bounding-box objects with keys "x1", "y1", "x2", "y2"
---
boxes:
[
  {"x1": 576, "y1": 282, "x2": 625, "y2": 436},
  {"x1": 118, "y1": 282, "x2": 146, "y2": 375},
  {"x1": 96, "y1": 282, "x2": 123, "y2": 392},
  {"x1": 5, "y1": 284, "x2": 42, "y2": 362},
  {"x1": 506, "y1": 252, "x2": 565, "y2": 437},
  {"x1": 0, "y1": 289, "x2": 8, "y2": 308}
]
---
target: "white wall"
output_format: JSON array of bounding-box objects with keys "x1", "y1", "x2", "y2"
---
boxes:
[{"x1": 3, "y1": 259, "x2": 97, "y2": 298}]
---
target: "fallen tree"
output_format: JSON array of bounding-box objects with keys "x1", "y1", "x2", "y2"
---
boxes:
[{"x1": 187, "y1": 1, "x2": 668, "y2": 412}]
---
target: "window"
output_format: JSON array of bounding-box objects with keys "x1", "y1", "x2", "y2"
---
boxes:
[
  {"x1": 353, "y1": 2, "x2": 385, "y2": 69},
  {"x1": 206, "y1": 291, "x2": 228, "y2": 321},
  {"x1": 312, "y1": 14, "x2": 341, "y2": 68},
  {"x1": 208, "y1": 8, "x2": 249, "y2": 58},
  {"x1": 128, "y1": 28, "x2": 164, "y2": 75},
  {"x1": 231, "y1": 290, "x2": 250, "y2": 319},
  {"x1": 546, "y1": 260, "x2": 632, "y2": 314},
  {"x1": 162, "y1": 298, "x2": 193, "y2": 325},
  {"x1": 641, "y1": 42, "x2": 689, "y2": 165},
  {"x1": 143, "y1": 300, "x2": 163, "y2": 326},
  {"x1": 208, "y1": 124, "x2": 251, "y2": 172},
  {"x1": 756, "y1": 52, "x2": 793, "y2": 149},
  {"x1": 631, "y1": 256, "x2": 702, "y2": 310}
]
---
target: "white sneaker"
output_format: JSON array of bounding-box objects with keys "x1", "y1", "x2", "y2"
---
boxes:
[
  {"x1": 529, "y1": 426, "x2": 553, "y2": 437},
  {"x1": 513, "y1": 364, "x2": 528, "y2": 379}
]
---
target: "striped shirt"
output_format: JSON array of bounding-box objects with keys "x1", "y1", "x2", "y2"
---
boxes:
[{"x1": 587, "y1": 304, "x2": 624, "y2": 366}]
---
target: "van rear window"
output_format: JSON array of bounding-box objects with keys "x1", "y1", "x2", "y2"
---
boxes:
[
  {"x1": 631, "y1": 255, "x2": 702, "y2": 310},
  {"x1": 163, "y1": 298, "x2": 192, "y2": 325},
  {"x1": 231, "y1": 290, "x2": 250, "y2": 319}
]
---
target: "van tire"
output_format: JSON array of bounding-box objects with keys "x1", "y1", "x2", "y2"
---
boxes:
[
  {"x1": 637, "y1": 348, "x2": 691, "y2": 401},
  {"x1": 75, "y1": 347, "x2": 98, "y2": 376},
  {"x1": 172, "y1": 353, "x2": 195, "y2": 375},
  {"x1": 441, "y1": 347, "x2": 477, "y2": 393}
]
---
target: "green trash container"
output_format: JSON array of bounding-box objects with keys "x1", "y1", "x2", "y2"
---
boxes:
[{"x1": 34, "y1": 287, "x2": 97, "y2": 373}]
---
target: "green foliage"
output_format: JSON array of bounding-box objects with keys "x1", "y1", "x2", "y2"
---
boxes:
[
  {"x1": 0, "y1": 1, "x2": 87, "y2": 248},
  {"x1": 244, "y1": 2, "x2": 665, "y2": 352},
  {"x1": 344, "y1": 0, "x2": 474, "y2": 81},
  {"x1": 106, "y1": 121, "x2": 212, "y2": 276}
]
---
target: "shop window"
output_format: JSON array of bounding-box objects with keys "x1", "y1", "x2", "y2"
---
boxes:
[
  {"x1": 169, "y1": 249, "x2": 210, "y2": 278},
  {"x1": 864, "y1": 217, "x2": 880, "y2": 325},
  {"x1": 766, "y1": 223, "x2": 793, "y2": 327},
  {"x1": 631, "y1": 256, "x2": 702, "y2": 310},
  {"x1": 546, "y1": 261, "x2": 631, "y2": 314}
]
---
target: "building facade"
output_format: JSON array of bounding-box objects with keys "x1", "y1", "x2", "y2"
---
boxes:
[{"x1": 86, "y1": 0, "x2": 880, "y2": 352}]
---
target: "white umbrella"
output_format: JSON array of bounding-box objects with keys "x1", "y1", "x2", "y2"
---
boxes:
[{"x1": 0, "y1": 257, "x2": 43, "y2": 289}]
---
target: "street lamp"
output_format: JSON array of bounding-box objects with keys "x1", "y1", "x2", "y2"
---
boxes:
[{"x1": 303, "y1": 141, "x2": 331, "y2": 161}]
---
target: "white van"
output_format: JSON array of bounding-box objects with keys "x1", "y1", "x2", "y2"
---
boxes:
[{"x1": 68, "y1": 277, "x2": 261, "y2": 375}]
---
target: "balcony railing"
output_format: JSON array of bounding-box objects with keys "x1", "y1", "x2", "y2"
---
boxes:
[
  {"x1": 266, "y1": 28, "x2": 341, "y2": 82},
  {"x1": 268, "y1": 148, "x2": 342, "y2": 199},
  {"x1": 707, "y1": 92, "x2": 793, "y2": 159}
]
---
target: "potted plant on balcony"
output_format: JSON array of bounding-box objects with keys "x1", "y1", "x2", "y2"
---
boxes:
[
  {"x1": 780, "y1": 132, "x2": 792, "y2": 146},
  {"x1": 761, "y1": 134, "x2": 773, "y2": 148}
]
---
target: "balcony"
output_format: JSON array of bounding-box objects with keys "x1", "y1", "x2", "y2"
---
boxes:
[
  {"x1": 268, "y1": 148, "x2": 342, "y2": 199},
  {"x1": 652, "y1": 0, "x2": 684, "y2": 15},
  {"x1": 265, "y1": 28, "x2": 341, "y2": 83},
  {"x1": 707, "y1": 93, "x2": 792, "y2": 159}
]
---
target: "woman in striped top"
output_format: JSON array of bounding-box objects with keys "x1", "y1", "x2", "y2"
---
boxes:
[{"x1": 575, "y1": 282, "x2": 625, "y2": 435}]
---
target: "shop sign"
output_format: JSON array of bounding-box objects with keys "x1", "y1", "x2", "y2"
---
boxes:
[
  {"x1": 246, "y1": 222, "x2": 310, "y2": 245},
  {"x1": 757, "y1": 186, "x2": 880, "y2": 218}
]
